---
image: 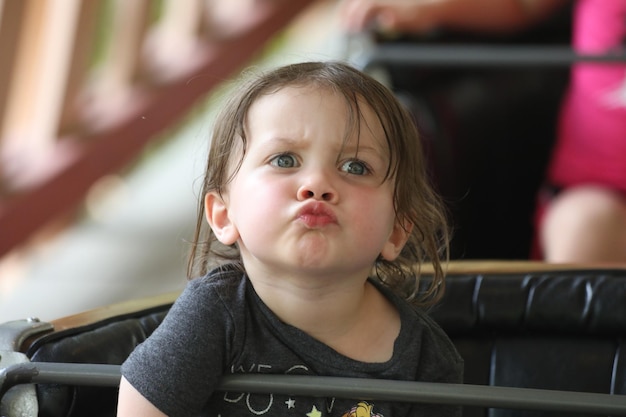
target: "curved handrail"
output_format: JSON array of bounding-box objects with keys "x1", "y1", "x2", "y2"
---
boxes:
[{"x1": 1, "y1": 363, "x2": 626, "y2": 415}]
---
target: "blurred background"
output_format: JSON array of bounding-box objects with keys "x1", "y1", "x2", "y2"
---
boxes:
[
  {"x1": 0, "y1": 0, "x2": 345, "y2": 321},
  {"x1": 0, "y1": 0, "x2": 582, "y2": 322}
]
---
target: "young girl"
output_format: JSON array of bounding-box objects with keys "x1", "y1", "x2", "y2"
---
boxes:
[{"x1": 117, "y1": 61, "x2": 463, "y2": 417}]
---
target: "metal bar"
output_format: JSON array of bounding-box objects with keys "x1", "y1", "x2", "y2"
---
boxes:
[
  {"x1": 2, "y1": 363, "x2": 626, "y2": 415},
  {"x1": 220, "y1": 374, "x2": 626, "y2": 415},
  {"x1": 361, "y1": 44, "x2": 626, "y2": 70},
  {"x1": 0, "y1": 363, "x2": 120, "y2": 397}
]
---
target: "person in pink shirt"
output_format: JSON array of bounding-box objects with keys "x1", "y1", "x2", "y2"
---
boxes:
[
  {"x1": 535, "y1": 0, "x2": 626, "y2": 262},
  {"x1": 340, "y1": 0, "x2": 626, "y2": 263}
]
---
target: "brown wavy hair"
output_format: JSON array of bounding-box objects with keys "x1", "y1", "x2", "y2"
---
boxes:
[{"x1": 187, "y1": 61, "x2": 449, "y2": 307}]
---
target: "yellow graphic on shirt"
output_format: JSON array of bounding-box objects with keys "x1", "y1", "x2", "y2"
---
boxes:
[
  {"x1": 341, "y1": 401, "x2": 384, "y2": 417},
  {"x1": 307, "y1": 405, "x2": 322, "y2": 417}
]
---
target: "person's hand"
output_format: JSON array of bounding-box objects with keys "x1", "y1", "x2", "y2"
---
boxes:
[
  {"x1": 338, "y1": 0, "x2": 442, "y2": 33},
  {"x1": 338, "y1": 0, "x2": 570, "y2": 35}
]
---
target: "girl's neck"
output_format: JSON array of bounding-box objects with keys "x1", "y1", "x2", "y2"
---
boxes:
[{"x1": 249, "y1": 270, "x2": 401, "y2": 363}]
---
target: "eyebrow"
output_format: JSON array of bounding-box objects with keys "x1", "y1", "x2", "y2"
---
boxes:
[
  {"x1": 251, "y1": 136, "x2": 302, "y2": 154},
  {"x1": 340, "y1": 141, "x2": 390, "y2": 162},
  {"x1": 259, "y1": 136, "x2": 301, "y2": 147},
  {"x1": 341, "y1": 144, "x2": 379, "y2": 154},
  {"x1": 259, "y1": 136, "x2": 385, "y2": 157}
]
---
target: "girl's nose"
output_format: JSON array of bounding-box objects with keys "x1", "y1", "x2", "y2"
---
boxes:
[{"x1": 297, "y1": 175, "x2": 338, "y2": 202}]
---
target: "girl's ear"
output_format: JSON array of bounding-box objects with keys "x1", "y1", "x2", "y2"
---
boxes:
[
  {"x1": 204, "y1": 192, "x2": 239, "y2": 245},
  {"x1": 380, "y1": 217, "x2": 413, "y2": 261}
]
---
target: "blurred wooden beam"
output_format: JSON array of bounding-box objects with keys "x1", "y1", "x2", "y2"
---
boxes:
[
  {"x1": 0, "y1": 0, "x2": 315, "y2": 258},
  {"x1": 0, "y1": 0, "x2": 26, "y2": 141}
]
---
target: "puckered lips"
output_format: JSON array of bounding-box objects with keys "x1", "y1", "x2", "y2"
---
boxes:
[{"x1": 296, "y1": 202, "x2": 338, "y2": 229}]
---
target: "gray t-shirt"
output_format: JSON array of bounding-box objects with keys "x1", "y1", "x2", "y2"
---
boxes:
[{"x1": 122, "y1": 265, "x2": 463, "y2": 417}]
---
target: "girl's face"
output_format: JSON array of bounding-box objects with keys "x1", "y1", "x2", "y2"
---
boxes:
[{"x1": 205, "y1": 85, "x2": 410, "y2": 282}]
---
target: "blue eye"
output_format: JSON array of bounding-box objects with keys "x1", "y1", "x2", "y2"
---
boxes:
[
  {"x1": 341, "y1": 160, "x2": 369, "y2": 175},
  {"x1": 270, "y1": 153, "x2": 298, "y2": 168}
]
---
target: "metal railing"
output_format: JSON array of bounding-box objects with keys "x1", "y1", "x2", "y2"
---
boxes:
[{"x1": 1, "y1": 362, "x2": 626, "y2": 415}]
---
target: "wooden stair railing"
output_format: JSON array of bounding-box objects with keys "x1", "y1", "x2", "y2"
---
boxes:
[{"x1": 0, "y1": 0, "x2": 315, "y2": 258}]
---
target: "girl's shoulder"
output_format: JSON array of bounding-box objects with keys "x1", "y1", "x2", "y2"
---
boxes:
[
  {"x1": 186, "y1": 264, "x2": 248, "y2": 298},
  {"x1": 168, "y1": 264, "x2": 250, "y2": 323},
  {"x1": 370, "y1": 278, "x2": 463, "y2": 370}
]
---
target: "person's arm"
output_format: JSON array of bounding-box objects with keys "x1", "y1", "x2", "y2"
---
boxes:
[
  {"x1": 339, "y1": 0, "x2": 570, "y2": 34},
  {"x1": 117, "y1": 376, "x2": 168, "y2": 417}
]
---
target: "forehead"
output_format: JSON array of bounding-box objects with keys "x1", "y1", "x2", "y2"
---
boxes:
[{"x1": 245, "y1": 84, "x2": 387, "y2": 149}]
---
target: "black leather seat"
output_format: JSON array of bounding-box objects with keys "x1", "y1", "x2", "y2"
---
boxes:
[
  {"x1": 1, "y1": 263, "x2": 625, "y2": 416},
  {"x1": 427, "y1": 266, "x2": 626, "y2": 417},
  {"x1": 0, "y1": 295, "x2": 175, "y2": 417},
  {"x1": 28, "y1": 308, "x2": 169, "y2": 417}
]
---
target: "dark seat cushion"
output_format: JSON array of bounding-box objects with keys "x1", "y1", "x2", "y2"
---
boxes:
[
  {"x1": 428, "y1": 269, "x2": 626, "y2": 417},
  {"x1": 28, "y1": 309, "x2": 169, "y2": 417}
]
